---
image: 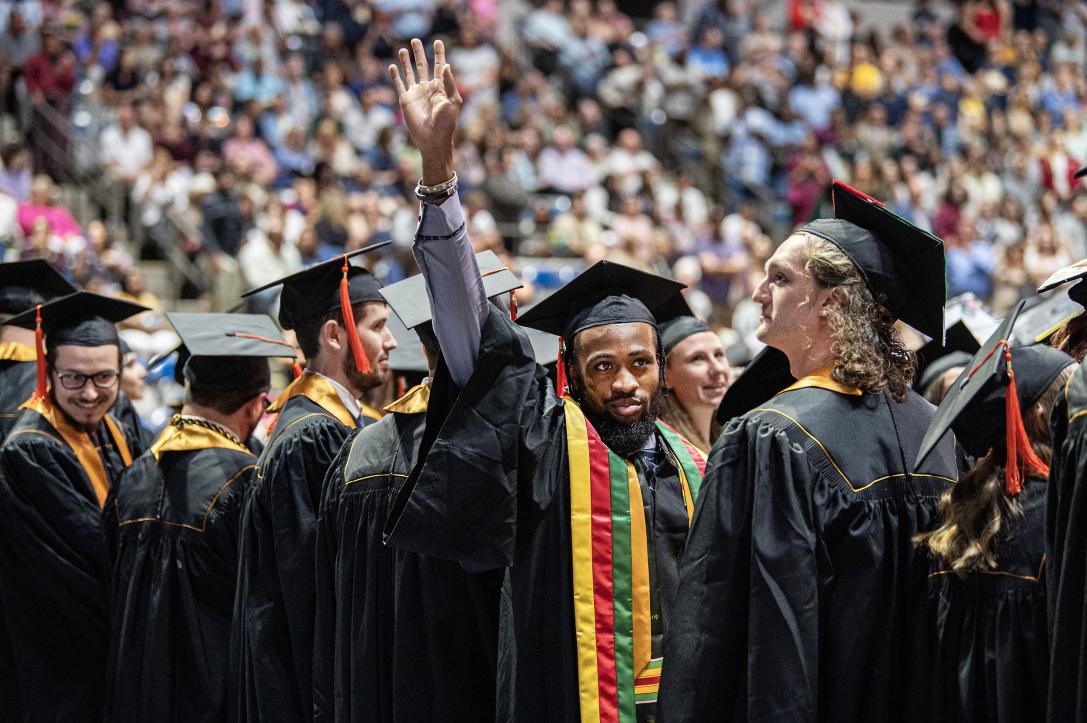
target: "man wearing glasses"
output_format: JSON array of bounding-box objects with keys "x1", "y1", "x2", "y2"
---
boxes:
[{"x1": 0, "y1": 291, "x2": 149, "y2": 720}]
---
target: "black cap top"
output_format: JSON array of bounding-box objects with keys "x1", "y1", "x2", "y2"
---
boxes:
[
  {"x1": 799, "y1": 180, "x2": 947, "y2": 339},
  {"x1": 1014, "y1": 290, "x2": 1084, "y2": 345},
  {"x1": 516, "y1": 260, "x2": 688, "y2": 339},
  {"x1": 660, "y1": 316, "x2": 713, "y2": 354},
  {"x1": 917, "y1": 350, "x2": 972, "y2": 394},
  {"x1": 386, "y1": 311, "x2": 429, "y2": 374},
  {"x1": 715, "y1": 345, "x2": 796, "y2": 424},
  {"x1": 915, "y1": 294, "x2": 1000, "y2": 385},
  {"x1": 1075, "y1": 166, "x2": 1087, "y2": 179},
  {"x1": 380, "y1": 250, "x2": 523, "y2": 330},
  {"x1": 916, "y1": 301, "x2": 1075, "y2": 465},
  {"x1": 0, "y1": 260, "x2": 77, "y2": 316},
  {"x1": 165, "y1": 312, "x2": 296, "y2": 359},
  {"x1": 241, "y1": 242, "x2": 390, "y2": 330},
  {"x1": 4, "y1": 291, "x2": 148, "y2": 347},
  {"x1": 1038, "y1": 258, "x2": 1087, "y2": 293}
]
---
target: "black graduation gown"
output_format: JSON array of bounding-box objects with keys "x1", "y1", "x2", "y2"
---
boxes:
[
  {"x1": 386, "y1": 307, "x2": 695, "y2": 722},
  {"x1": 314, "y1": 383, "x2": 502, "y2": 722},
  {"x1": 912, "y1": 474, "x2": 1048, "y2": 723},
  {"x1": 0, "y1": 347, "x2": 35, "y2": 440},
  {"x1": 231, "y1": 377, "x2": 356, "y2": 722},
  {"x1": 0, "y1": 396, "x2": 139, "y2": 720},
  {"x1": 657, "y1": 383, "x2": 959, "y2": 723},
  {"x1": 103, "y1": 421, "x2": 258, "y2": 722},
  {"x1": 1047, "y1": 364, "x2": 1087, "y2": 722}
]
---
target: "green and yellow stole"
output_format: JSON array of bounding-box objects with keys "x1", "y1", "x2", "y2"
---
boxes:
[{"x1": 564, "y1": 397, "x2": 705, "y2": 723}]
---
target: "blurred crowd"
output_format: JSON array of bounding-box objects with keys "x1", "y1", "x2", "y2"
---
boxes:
[{"x1": 0, "y1": 0, "x2": 1084, "y2": 364}]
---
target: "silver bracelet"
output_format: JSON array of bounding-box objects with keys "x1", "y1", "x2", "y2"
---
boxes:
[{"x1": 416, "y1": 172, "x2": 458, "y2": 195}]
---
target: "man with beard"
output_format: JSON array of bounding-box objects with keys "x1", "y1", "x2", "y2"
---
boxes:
[
  {"x1": 658, "y1": 181, "x2": 960, "y2": 722},
  {"x1": 104, "y1": 313, "x2": 295, "y2": 722},
  {"x1": 384, "y1": 39, "x2": 706, "y2": 722},
  {"x1": 231, "y1": 244, "x2": 397, "y2": 722},
  {"x1": 0, "y1": 259, "x2": 76, "y2": 438},
  {"x1": 0, "y1": 291, "x2": 148, "y2": 719},
  {"x1": 314, "y1": 251, "x2": 521, "y2": 722}
]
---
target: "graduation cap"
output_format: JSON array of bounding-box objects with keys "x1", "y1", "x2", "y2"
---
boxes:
[
  {"x1": 915, "y1": 300, "x2": 1074, "y2": 495},
  {"x1": 1076, "y1": 166, "x2": 1087, "y2": 179},
  {"x1": 516, "y1": 260, "x2": 689, "y2": 394},
  {"x1": 164, "y1": 312, "x2": 296, "y2": 395},
  {"x1": 1014, "y1": 290, "x2": 1084, "y2": 345},
  {"x1": 379, "y1": 250, "x2": 523, "y2": 330},
  {"x1": 0, "y1": 259, "x2": 78, "y2": 316},
  {"x1": 660, "y1": 316, "x2": 713, "y2": 354},
  {"x1": 915, "y1": 294, "x2": 1000, "y2": 389},
  {"x1": 798, "y1": 180, "x2": 946, "y2": 339},
  {"x1": 3, "y1": 291, "x2": 148, "y2": 400},
  {"x1": 386, "y1": 311, "x2": 429, "y2": 376},
  {"x1": 241, "y1": 242, "x2": 390, "y2": 375},
  {"x1": 715, "y1": 345, "x2": 796, "y2": 424}
]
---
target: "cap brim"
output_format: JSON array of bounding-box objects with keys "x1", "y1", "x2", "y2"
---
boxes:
[
  {"x1": 0, "y1": 259, "x2": 77, "y2": 299},
  {"x1": 715, "y1": 345, "x2": 795, "y2": 424},
  {"x1": 165, "y1": 312, "x2": 296, "y2": 359},
  {"x1": 3, "y1": 291, "x2": 149, "y2": 330},
  {"x1": 1013, "y1": 289, "x2": 1084, "y2": 344},
  {"x1": 1038, "y1": 258, "x2": 1087, "y2": 293}
]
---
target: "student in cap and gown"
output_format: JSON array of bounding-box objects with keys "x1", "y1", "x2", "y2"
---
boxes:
[
  {"x1": 1036, "y1": 258, "x2": 1087, "y2": 362},
  {"x1": 657, "y1": 316, "x2": 729, "y2": 454},
  {"x1": 911, "y1": 302, "x2": 1076, "y2": 722},
  {"x1": 386, "y1": 38, "x2": 706, "y2": 722},
  {"x1": 231, "y1": 244, "x2": 397, "y2": 722},
  {"x1": 0, "y1": 291, "x2": 148, "y2": 719},
  {"x1": 103, "y1": 313, "x2": 296, "y2": 722},
  {"x1": 314, "y1": 251, "x2": 522, "y2": 722},
  {"x1": 1043, "y1": 258, "x2": 1087, "y2": 722},
  {"x1": 658, "y1": 181, "x2": 960, "y2": 722},
  {"x1": 914, "y1": 294, "x2": 1000, "y2": 404},
  {"x1": 0, "y1": 259, "x2": 76, "y2": 438}
]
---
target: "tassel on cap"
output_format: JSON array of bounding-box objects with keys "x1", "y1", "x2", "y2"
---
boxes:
[
  {"x1": 34, "y1": 303, "x2": 46, "y2": 399},
  {"x1": 1003, "y1": 345, "x2": 1049, "y2": 495},
  {"x1": 509, "y1": 291, "x2": 517, "y2": 321},
  {"x1": 291, "y1": 361, "x2": 303, "y2": 380},
  {"x1": 339, "y1": 254, "x2": 372, "y2": 374},
  {"x1": 556, "y1": 336, "x2": 567, "y2": 397}
]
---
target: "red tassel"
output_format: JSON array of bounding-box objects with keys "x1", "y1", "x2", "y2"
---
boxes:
[
  {"x1": 339, "y1": 255, "x2": 372, "y2": 374},
  {"x1": 34, "y1": 304, "x2": 46, "y2": 399},
  {"x1": 509, "y1": 292, "x2": 517, "y2": 321},
  {"x1": 396, "y1": 375, "x2": 406, "y2": 398},
  {"x1": 291, "y1": 361, "x2": 303, "y2": 379},
  {"x1": 1003, "y1": 346, "x2": 1049, "y2": 495},
  {"x1": 556, "y1": 337, "x2": 567, "y2": 397}
]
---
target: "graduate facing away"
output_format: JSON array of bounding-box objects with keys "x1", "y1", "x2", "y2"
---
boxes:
[
  {"x1": 659, "y1": 183, "x2": 960, "y2": 722},
  {"x1": 384, "y1": 39, "x2": 706, "y2": 723}
]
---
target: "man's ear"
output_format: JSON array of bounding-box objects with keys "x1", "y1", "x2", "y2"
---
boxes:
[
  {"x1": 820, "y1": 287, "x2": 844, "y2": 316},
  {"x1": 320, "y1": 318, "x2": 343, "y2": 352}
]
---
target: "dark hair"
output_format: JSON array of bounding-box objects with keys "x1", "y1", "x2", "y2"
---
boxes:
[
  {"x1": 184, "y1": 357, "x2": 271, "y2": 414},
  {"x1": 294, "y1": 301, "x2": 370, "y2": 361},
  {"x1": 186, "y1": 383, "x2": 266, "y2": 414}
]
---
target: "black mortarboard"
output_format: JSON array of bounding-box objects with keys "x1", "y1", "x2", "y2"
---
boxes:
[
  {"x1": 715, "y1": 345, "x2": 796, "y2": 424},
  {"x1": 380, "y1": 250, "x2": 523, "y2": 330},
  {"x1": 1038, "y1": 258, "x2": 1087, "y2": 311},
  {"x1": 799, "y1": 180, "x2": 947, "y2": 339},
  {"x1": 917, "y1": 350, "x2": 972, "y2": 394},
  {"x1": 660, "y1": 316, "x2": 713, "y2": 354},
  {"x1": 3, "y1": 291, "x2": 148, "y2": 399},
  {"x1": 165, "y1": 312, "x2": 296, "y2": 395},
  {"x1": 242, "y1": 242, "x2": 389, "y2": 374},
  {"x1": 0, "y1": 260, "x2": 77, "y2": 316},
  {"x1": 914, "y1": 294, "x2": 1000, "y2": 385},
  {"x1": 241, "y1": 242, "x2": 390, "y2": 330},
  {"x1": 516, "y1": 260, "x2": 688, "y2": 340},
  {"x1": 386, "y1": 311, "x2": 430, "y2": 375},
  {"x1": 1014, "y1": 290, "x2": 1084, "y2": 345},
  {"x1": 915, "y1": 302, "x2": 1074, "y2": 493},
  {"x1": 1076, "y1": 166, "x2": 1087, "y2": 179}
]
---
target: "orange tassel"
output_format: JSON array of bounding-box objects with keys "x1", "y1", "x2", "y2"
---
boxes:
[
  {"x1": 339, "y1": 255, "x2": 372, "y2": 374},
  {"x1": 1003, "y1": 347, "x2": 1049, "y2": 495},
  {"x1": 397, "y1": 375, "x2": 406, "y2": 398},
  {"x1": 291, "y1": 362, "x2": 303, "y2": 379},
  {"x1": 34, "y1": 304, "x2": 46, "y2": 399},
  {"x1": 509, "y1": 292, "x2": 517, "y2": 320},
  {"x1": 556, "y1": 337, "x2": 567, "y2": 397}
]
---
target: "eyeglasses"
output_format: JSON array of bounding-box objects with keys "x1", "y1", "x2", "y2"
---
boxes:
[{"x1": 54, "y1": 370, "x2": 120, "y2": 390}]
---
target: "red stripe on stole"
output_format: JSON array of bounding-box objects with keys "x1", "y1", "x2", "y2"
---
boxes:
[
  {"x1": 585, "y1": 421, "x2": 620, "y2": 721},
  {"x1": 658, "y1": 420, "x2": 707, "y2": 475}
]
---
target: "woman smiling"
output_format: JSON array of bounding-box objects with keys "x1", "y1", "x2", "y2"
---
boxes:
[{"x1": 658, "y1": 315, "x2": 729, "y2": 453}]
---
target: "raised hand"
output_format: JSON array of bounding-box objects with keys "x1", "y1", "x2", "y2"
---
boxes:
[{"x1": 389, "y1": 38, "x2": 463, "y2": 186}]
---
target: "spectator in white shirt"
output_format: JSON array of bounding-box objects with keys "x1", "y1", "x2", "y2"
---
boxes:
[
  {"x1": 99, "y1": 102, "x2": 153, "y2": 185},
  {"x1": 536, "y1": 124, "x2": 595, "y2": 194}
]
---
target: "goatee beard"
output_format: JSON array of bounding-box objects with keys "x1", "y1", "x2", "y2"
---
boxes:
[
  {"x1": 341, "y1": 352, "x2": 384, "y2": 395},
  {"x1": 580, "y1": 392, "x2": 662, "y2": 456}
]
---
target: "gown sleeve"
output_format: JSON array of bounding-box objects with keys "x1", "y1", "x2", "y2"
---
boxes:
[
  {"x1": 385, "y1": 304, "x2": 554, "y2": 573},
  {"x1": 659, "y1": 416, "x2": 822, "y2": 723},
  {"x1": 232, "y1": 415, "x2": 352, "y2": 722},
  {"x1": 1046, "y1": 381, "x2": 1087, "y2": 721}
]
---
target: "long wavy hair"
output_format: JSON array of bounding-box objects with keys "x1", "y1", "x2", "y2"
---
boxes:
[
  {"x1": 916, "y1": 363, "x2": 1076, "y2": 574},
  {"x1": 799, "y1": 233, "x2": 916, "y2": 401}
]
